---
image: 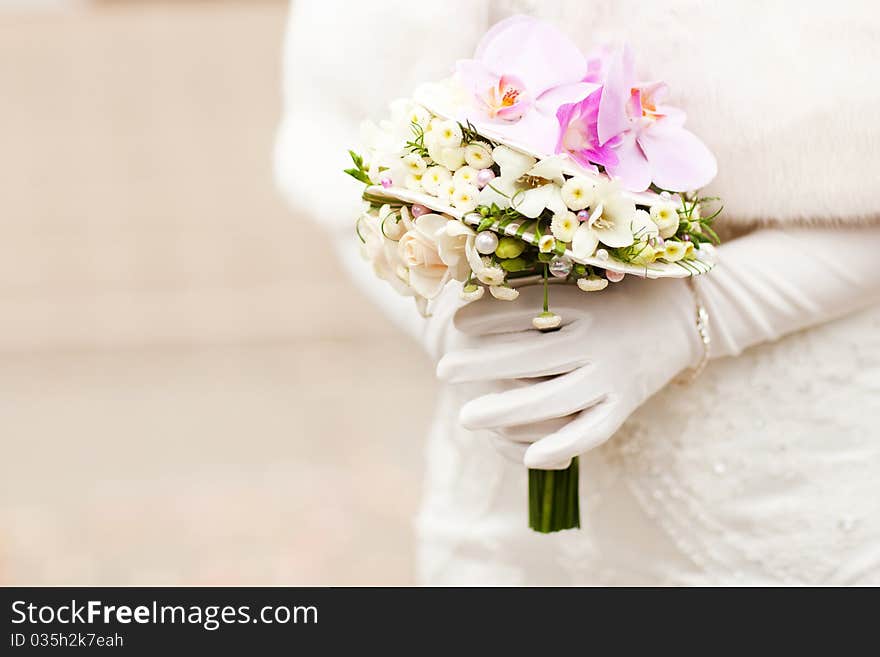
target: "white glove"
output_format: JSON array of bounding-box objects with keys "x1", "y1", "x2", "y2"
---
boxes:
[{"x1": 437, "y1": 226, "x2": 880, "y2": 469}]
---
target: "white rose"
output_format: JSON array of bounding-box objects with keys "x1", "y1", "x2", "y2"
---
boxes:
[
  {"x1": 358, "y1": 206, "x2": 411, "y2": 297},
  {"x1": 396, "y1": 210, "x2": 474, "y2": 299}
]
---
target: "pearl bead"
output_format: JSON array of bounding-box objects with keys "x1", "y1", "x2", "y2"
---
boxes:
[
  {"x1": 475, "y1": 231, "x2": 499, "y2": 254},
  {"x1": 576, "y1": 209, "x2": 590, "y2": 222},
  {"x1": 606, "y1": 269, "x2": 625, "y2": 283},
  {"x1": 410, "y1": 204, "x2": 429, "y2": 218},
  {"x1": 683, "y1": 234, "x2": 691, "y2": 241},
  {"x1": 476, "y1": 169, "x2": 496, "y2": 188},
  {"x1": 380, "y1": 177, "x2": 392, "y2": 188},
  {"x1": 549, "y1": 255, "x2": 572, "y2": 278},
  {"x1": 595, "y1": 248, "x2": 609, "y2": 261}
]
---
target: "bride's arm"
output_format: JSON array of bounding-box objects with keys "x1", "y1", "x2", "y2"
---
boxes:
[
  {"x1": 698, "y1": 226, "x2": 880, "y2": 358},
  {"x1": 274, "y1": 0, "x2": 489, "y2": 342},
  {"x1": 436, "y1": 224, "x2": 880, "y2": 468}
]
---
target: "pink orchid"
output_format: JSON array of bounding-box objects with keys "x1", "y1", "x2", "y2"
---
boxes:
[
  {"x1": 556, "y1": 89, "x2": 621, "y2": 170},
  {"x1": 457, "y1": 15, "x2": 598, "y2": 156},
  {"x1": 596, "y1": 47, "x2": 717, "y2": 192}
]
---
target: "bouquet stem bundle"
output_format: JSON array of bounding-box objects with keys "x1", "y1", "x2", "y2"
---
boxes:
[{"x1": 528, "y1": 457, "x2": 580, "y2": 532}]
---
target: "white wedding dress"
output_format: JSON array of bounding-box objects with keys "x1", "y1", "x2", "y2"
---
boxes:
[{"x1": 276, "y1": 0, "x2": 880, "y2": 584}]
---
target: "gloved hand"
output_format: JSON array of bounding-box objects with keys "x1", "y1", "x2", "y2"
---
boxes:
[
  {"x1": 437, "y1": 226, "x2": 880, "y2": 469},
  {"x1": 437, "y1": 275, "x2": 701, "y2": 469}
]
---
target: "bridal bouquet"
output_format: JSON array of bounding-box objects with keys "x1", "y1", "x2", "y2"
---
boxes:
[{"x1": 346, "y1": 16, "x2": 722, "y2": 532}]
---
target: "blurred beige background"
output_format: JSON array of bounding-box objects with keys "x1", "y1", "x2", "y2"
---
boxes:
[{"x1": 0, "y1": 0, "x2": 434, "y2": 584}]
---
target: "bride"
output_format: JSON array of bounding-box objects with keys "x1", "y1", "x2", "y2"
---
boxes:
[{"x1": 275, "y1": 0, "x2": 880, "y2": 584}]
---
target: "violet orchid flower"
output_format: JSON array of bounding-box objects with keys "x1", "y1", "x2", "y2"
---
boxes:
[
  {"x1": 555, "y1": 89, "x2": 621, "y2": 170},
  {"x1": 456, "y1": 15, "x2": 598, "y2": 156},
  {"x1": 597, "y1": 46, "x2": 717, "y2": 192}
]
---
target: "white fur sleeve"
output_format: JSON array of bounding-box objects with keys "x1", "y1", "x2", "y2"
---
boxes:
[
  {"x1": 274, "y1": 0, "x2": 489, "y2": 228},
  {"x1": 699, "y1": 226, "x2": 880, "y2": 359}
]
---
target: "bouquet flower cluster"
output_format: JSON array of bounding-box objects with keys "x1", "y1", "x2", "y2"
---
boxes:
[{"x1": 346, "y1": 15, "x2": 722, "y2": 532}]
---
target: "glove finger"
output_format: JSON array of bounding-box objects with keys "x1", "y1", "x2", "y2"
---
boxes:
[
  {"x1": 459, "y1": 366, "x2": 604, "y2": 430},
  {"x1": 489, "y1": 435, "x2": 572, "y2": 470},
  {"x1": 523, "y1": 397, "x2": 624, "y2": 469},
  {"x1": 492, "y1": 416, "x2": 573, "y2": 444},
  {"x1": 436, "y1": 323, "x2": 589, "y2": 383}
]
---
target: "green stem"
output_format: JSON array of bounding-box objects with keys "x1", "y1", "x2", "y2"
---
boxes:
[
  {"x1": 528, "y1": 457, "x2": 580, "y2": 533},
  {"x1": 542, "y1": 263, "x2": 549, "y2": 312}
]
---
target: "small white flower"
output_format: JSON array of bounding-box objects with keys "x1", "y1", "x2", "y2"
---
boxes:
[
  {"x1": 489, "y1": 285, "x2": 519, "y2": 301},
  {"x1": 684, "y1": 241, "x2": 696, "y2": 259},
  {"x1": 538, "y1": 234, "x2": 556, "y2": 253},
  {"x1": 421, "y1": 166, "x2": 452, "y2": 195},
  {"x1": 402, "y1": 153, "x2": 427, "y2": 174},
  {"x1": 577, "y1": 276, "x2": 609, "y2": 292},
  {"x1": 434, "y1": 119, "x2": 463, "y2": 148},
  {"x1": 439, "y1": 180, "x2": 457, "y2": 201},
  {"x1": 464, "y1": 142, "x2": 494, "y2": 169},
  {"x1": 561, "y1": 177, "x2": 595, "y2": 211},
  {"x1": 662, "y1": 240, "x2": 687, "y2": 262},
  {"x1": 436, "y1": 146, "x2": 466, "y2": 171},
  {"x1": 533, "y1": 312, "x2": 562, "y2": 331},
  {"x1": 550, "y1": 211, "x2": 578, "y2": 243},
  {"x1": 451, "y1": 184, "x2": 480, "y2": 213},
  {"x1": 477, "y1": 146, "x2": 567, "y2": 219},
  {"x1": 404, "y1": 173, "x2": 423, "y2": 191},
  {"x1": 477, "y1": 265, "x2": 505, "y2": 286},
  {"x1": 460, "y1": 284, "x2": 485, "y2": 302},
  {"x1": 650, "y1": 201, "x2": 681, "y2": 239},
  {"x1": 452, "y1": 166, "x2": 478, "y2": 187}
]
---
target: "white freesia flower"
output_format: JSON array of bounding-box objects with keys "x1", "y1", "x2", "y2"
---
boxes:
[
  {"x1": 396, "y1": 208, "x2": 474, "y2": 299},
  {"x1": 489, "y1": 285, "x2": 519, "y2": 301},
  {"x1": 451, "y1": 184, "x2": 480, "y2": 213},
  {"x1": 477, "y1": 146, "x2": 567, "y2": 219},
  {"x1": 584, "y1": 181, "x2": 637, "y2": 248},
  {"x1": 402, "y1": 153, "x2": 427, "y2": 174},
  {"x1": 464, "y1": 142, "x2": 494, "y2": 169},
  {"x1": 434, "y1": 119, "x2": 463, "y2": 148},
  {"x1": 538, "y1": 234, "x2": 556, "y2": 253},
  {"x1": 632, "y1": 209, "x2": 659, "y2": 242},
  {"x1": 571, "y1": 222, "x2": 599, "y2": 259},
  {"x1": 650, "y1": 201, "x2": 680, "y2": 239},
  {"x1": 577, "y1": 276, "x2": 609, "y2": 292},
  {"x1": 662, "y1": 240, "x2": 687, "y2": 262},
  {"x1": 421, "y1": 166, "x2": 452, "y2": 195},
  {"x1": 404, "y1": 173, "x2": 423, "y2": 191},
  {"x1": 460, "y1": 284, "x2": 485, "y2": 302},
  {"x1": 550, "y1": 211, "x2": 578, "y2": 243},
  {"x1": 453, "y1": 166, "x2": 478, "y2": 187},
  {"x1": 561, "y1": 177, "x2": 595, "y2": 211}
]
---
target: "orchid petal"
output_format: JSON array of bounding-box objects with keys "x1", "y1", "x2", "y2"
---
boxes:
[
  {"x1": 605, "y1": 131, "x2": 652, "y2": 192},
  {"x1": 476, "y1": 16, "x2": 587, "y2": 95},
  {"x1": 597, "y1": 46, "x2": 635, "y2": 145},
  {"x1": 638, "y1": 123, "x2": 718, "y2": 191},
  {"x1": 536, "y1": 81, "x2": 600, "y2": 111},
  {"x1": 527, "y1": 156, "x2": 566, "y2": 186}
]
